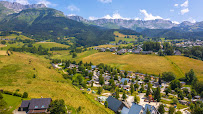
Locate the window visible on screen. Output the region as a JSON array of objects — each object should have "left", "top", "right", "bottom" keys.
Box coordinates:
[
  {"left": 41, "top": 105, "right": 45, "bottom": 108},
  {"left": 35, "top": 106, "right": 38, "bottom": 108}
]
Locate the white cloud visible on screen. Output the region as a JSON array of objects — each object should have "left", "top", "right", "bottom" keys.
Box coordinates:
[
  {"left": 188, "top": 17, "right": 196, "bottom": 23},
  {"left": 172, "top": 21, "right": 180, "bottom": 24},
  {"left": 174, "top": 4, "right": 179, "bottom": 7},
  {"left": 36, "top": 0, "right": 56, "bottom": 7},
  {"left": 10, "top": 0, "right": 29, "bottom": 5},
  {"left": 134, "top": 17, "right": 141, "bottom": 20},
  {"left": 68, "top": 14, "right": 76, "bottom": 16},
  {"left": 102, "top": 12, "right": 130, "bottom": 20},
  {"left": 98, "top": 0, "right": 112, "bottom": 3},
  {"left": 181, "top": 8, "right": 189, "bottom": 15},
  {"left": 140, "top": 9, "right": 163, "bottom": 20},
  {"left": 181, "top": 0, "right": 189, "bottom": 7},
  {"left": 89, "top": 16, "right": 98, "bottom": 20},
  {"left": 67, "top": 5, "right": 80, "bottom": 12}
]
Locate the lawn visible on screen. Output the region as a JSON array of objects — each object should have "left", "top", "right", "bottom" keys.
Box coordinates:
[
  {"left": 0, "top": 33, "right": 31, "bottom": 40},
  {"left": 82, "top": 52, "right": 203, "bottom": 79},
  {"left": 2, "top": 94, "right": 23, "bottom": 113},
  {"left": 33, "top": 42, "right": 70, "bottom": 49},
  {"left": 0, "top": 52, "right": 113, "bottom": 114},
  {"left": 1, "top": 42, "right": 24, "bottom": 50}
]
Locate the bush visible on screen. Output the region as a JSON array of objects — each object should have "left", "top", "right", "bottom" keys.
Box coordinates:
[
  {"left": 22, "top": 92, "right": 28, "bottom": 98},
  {"left": 13, "top": 92, "right": 22, "bottom": 97},
  {"left": 3, "top": 91, "right": 13, "bottom": 95}
]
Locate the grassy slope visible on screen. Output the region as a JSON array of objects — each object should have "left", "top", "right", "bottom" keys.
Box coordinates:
[
  {"left": 167, "top": 56, "right": 203, "bottom": 81},
  {"left": 33, "top": 42, "right": 70, "bottom": 49},
  {"left": 82, "top": 52, "right": 182, "bottom": 76},
  {"left": 50, "top": 50, "right": 98, "bottom": 61},
  {"left": 0, "top": 52, "right": 113, "bottom": 114},
  {"left": 82, "top": 52, "right": 203, "bottom": 79},
  {"left": 112, "top": 31, "right": 138, "bottom": 43}
]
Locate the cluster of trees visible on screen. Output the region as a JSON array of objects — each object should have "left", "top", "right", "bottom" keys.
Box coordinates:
[
  {"left": 142, "top": 41, "right": 161, "bottom": 52},
  {"left": 0, "top": 31, "right": 20, "bottom": 36},
  {"left": 2, "top": 90, "right": 28, "bottom": 98},
  {"left": 9, "top": 45, "right": 49, "bottom": 55},
  {"left": 183, "top": 46, "right": 203, "bottom": 60},
  {"left": 158, "top": 42, "right": 174, "bottom": 56},
  {"left": 48, "top": 99, "right": 67, "bottom": 114},
  {"left": 50, "top": 47, "right": 68, "bottom": 51}
]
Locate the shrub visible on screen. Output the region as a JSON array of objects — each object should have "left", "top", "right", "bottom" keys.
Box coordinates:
[
  {"left": 22, "top": 92, "right": 28, "bottom": 98},
  {"left": 13, "top": 92, "right": 22, "bottom": 97},
  {"left": 3, "top": 91, "right": 13, "bottom": 95}
]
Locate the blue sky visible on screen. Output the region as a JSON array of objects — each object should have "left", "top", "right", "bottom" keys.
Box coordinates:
[{"left": 3, "top": 0, "right": 203, "bottom": 23}]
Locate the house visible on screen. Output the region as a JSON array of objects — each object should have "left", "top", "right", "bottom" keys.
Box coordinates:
[
  {"left": 143, "top": 104, "right": 159, "bottom": 114},
  {"left": 99, "top": 48, "right": 106, "bottom": 52},
  {"left": 68, "top": 64, "right": 79, "bottom": 69},
  {"left": 132, "top": 50, "right": 141, "bottom": 54},
  {"left": 19, "top": 98, "right": 52, "bottom": 114},
  {"left": 121, "top": 78, "right": 130, "bottom": 84},
  {"left": 174, "top": 50, "right": 181, "bottom": 55},
  {"left": 128, "top": 49, "right": 133, "bottom": 53},
  {"left": 180, "top": 82, "right": 186, "bottom": 86},
  {"left": 98, "top": 96, "right": 108, "bottom": 102},
  {"left": 179, "top": 100, "right": 188, "bottom": 105},
  {"left": 142, "top": 51, "right": 153, "bottom": 54},
  {"left": 91, "top": 65, "right": 96, "bottom": 69},
  {"left": 106, "top": 96, "right": 128, "bottom": 113},
  {"left": 110, "top": 47, "right": 117, "bottom": 52},
  {"left": 117, "top": 49, "right": 127, "bottom": 55},
  {"left": 128, "top": 103, "right": 145, "bottom": 114}
]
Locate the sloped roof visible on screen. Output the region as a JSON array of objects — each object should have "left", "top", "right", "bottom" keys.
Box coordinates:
[
  {"left": 143, "top": 104, "right": 157, "bottom": 114},
  {"left": 128, "top": 103, "right": 144, "bottom": 114},
  {"left": 106, "top": 96, "right": 122, "bottom": 112},
  {"left": 28, "top": 98, "right": 52, "bottom": 110},
  {"left": 121, "top": 78, "right": 130, "bottom": 84},
  {"left": 121, "top": 106, "right": 129, "bottom": 114},
  {"left": 20, "top": 100, "right": 30, "bottom": 108}
]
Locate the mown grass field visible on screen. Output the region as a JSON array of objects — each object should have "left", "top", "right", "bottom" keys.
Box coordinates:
[
  {"left": 2, "top": 94, "right": 23, "bottom": 113},
  {"left": 33, "top": 42, "right": 70, "bottom": 49},
  {"left": 1, "top": 42, "right": 24, "bottom": 50},
  {"left": 0, "top": 52, "right": 113, "bottom": 114},
  {"left": 81, "top": 52, "right": 203, "bottom": 79}
]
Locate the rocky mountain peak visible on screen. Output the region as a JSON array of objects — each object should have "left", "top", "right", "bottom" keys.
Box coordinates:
[{"left": 0, "top": 1, "right": 46, "bottom": 13}]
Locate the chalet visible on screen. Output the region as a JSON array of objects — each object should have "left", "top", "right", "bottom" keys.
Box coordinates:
[
  {"left": 122, "top": 103, "right": 159, "bottom": 114},
  {"left": 142, "top": 51, "right": 153, "bottom": 54},
  {"left": 174, "top": 50, "right": 182, "bottom": 55},
  {"left": 180, "top": 82, "right": 186, "bottom": 86},
  {"left": 128, "top": 103, "right": 145, "bottom": 114},
  {"left": 19, "top": 98, "right": 52, "bottom": 114},
  {"left": 91, "top": 65, "right": 96, "bottom": 69},
  {"left": 68, "top": 64, "right": 79, "bottom": 69},
  {"left": 132, "top": 50, "right": 141, "bottom": 54},
  {"left": 120, "top": 78, "right": 130, "bottom": 84},
  {"left": 94, "top": 47, "right": 99, "bottom": 50},
  {"left": 106, "top": 96, "right": 128, "bottom": 113},
  {"left": 179, "top": 100, "right": 188, "bottom": 105},
  {"left": 110, "top": 47, "right": 117, "bottom": 52},
  {"left": 117, "top": 49, "right": 127, "bottom": 55},
  {"left": 99, "top": 48, "right": 106, "bottom": 52},
  {"left": 128, "top": 49, "right": 133, "bottom": 53}
]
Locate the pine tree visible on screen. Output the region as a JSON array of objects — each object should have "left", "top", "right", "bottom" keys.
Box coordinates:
[
  {"left": 122, "top": 91, "right": 127, "bottom": 100},
  {"left": 130, "top": 83, "right": 134, "bottom": 95}
]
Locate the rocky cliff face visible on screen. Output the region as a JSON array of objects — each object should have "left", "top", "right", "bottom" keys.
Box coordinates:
[
  {"left": 67, "top": 15, "right": 177, "bottom": 30},
  {"left": 0, "top": 1, "right": 46, "bottom": 13}
]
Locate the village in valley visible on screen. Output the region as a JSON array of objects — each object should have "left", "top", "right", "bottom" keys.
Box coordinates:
[{"left": 49, "top": 60, "right": 200, "bottom": 114}]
